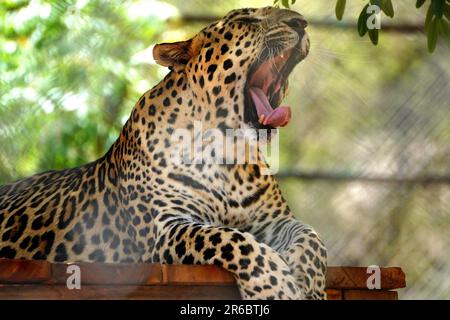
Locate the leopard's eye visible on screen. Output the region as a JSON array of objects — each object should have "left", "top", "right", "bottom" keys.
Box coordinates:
[{"left": 235, "top": 17, "right": 261, "bottom": 24}]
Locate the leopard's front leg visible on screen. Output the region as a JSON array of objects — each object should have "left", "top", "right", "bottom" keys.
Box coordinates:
[
  {"left": 249, "top": 214, "right": 328, "bottom": 300},
  {"left": 149, "top": 212, "right": 304, "bottom": 300}
]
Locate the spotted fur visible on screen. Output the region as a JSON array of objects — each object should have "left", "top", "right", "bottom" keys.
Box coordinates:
[{"left": 0, "top": 7, "right": 326, "bottom": 300}]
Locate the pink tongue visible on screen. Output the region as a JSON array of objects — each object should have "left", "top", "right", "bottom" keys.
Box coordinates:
[{"left": 249, "top": 87, "right": 292, "bottom": 127}]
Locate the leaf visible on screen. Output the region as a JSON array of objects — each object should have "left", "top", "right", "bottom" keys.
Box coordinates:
[
  {"left": 437, "top": 17, "right": 450, "bottom": 37},
  {"left": 357, "top": 4, "right": 370, "bottom": 37},
  {"left": 432, "top": 0, "right": 445, "bottom": 19},
  {"left": 281, "top": 0, "right": 290, "bottom": 8},
  {"left": 427, "top": 17, "right": 439, "bottom": 52},
  {"left": 425, "top": 3, "right": 434, "bottom": 31},
  {"left": 368, "top": 28, "right": 379, "bottom": 45},
  {"left": 438, "top": 19, "right": 450, "bottom": 48},
  {"left": 370, "top": 0, "right": 382, "bottom": 6},
  {"left": 443, "top": 3, "right": 450, "bottom": 19},
  {"left": 381, "top": 0, "right": 395, "bottom": 18},
  {"left": 335, "top": 0, "right": 346, "bottom": 20},
  {"left": 416, "top": 0, "right": 427, "bottom": 8}
]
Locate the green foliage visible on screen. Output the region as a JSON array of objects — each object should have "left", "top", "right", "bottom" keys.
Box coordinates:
[
  {"left": 0, "top": 0, "right": 167, "bottom": 182},
  {"left": 357, "top": 4, "right": 370, "bottom": 37},
  {"left": 276, "top": 0, "right": 450, "bottom": 52},
  {"left": 335, "top": 0, "right": 346, "bottom": 21},
  {"left": 273, "top": 0, "right": 295, "bottom": 8},
  {"left": 423, "top": 0, "right": 450, "bottom": 51}
]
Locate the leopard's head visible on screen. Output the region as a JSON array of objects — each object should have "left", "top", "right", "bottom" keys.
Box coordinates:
[{"left": 153, "top": 7, "right": 309, "bottom": 131}]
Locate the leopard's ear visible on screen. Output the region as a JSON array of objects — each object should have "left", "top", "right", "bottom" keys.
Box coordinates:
[{"left": 153, "top": 39, "right": 195, "bottom": 71}]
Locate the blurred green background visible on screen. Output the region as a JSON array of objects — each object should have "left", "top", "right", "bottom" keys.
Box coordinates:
[{"left": 1, "top": 0, "right": 449, "bottom": 299}]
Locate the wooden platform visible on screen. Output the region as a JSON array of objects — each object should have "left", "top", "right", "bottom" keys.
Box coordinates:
[{"left": 0, "top": 259, "right": 406, "bottom": 300}]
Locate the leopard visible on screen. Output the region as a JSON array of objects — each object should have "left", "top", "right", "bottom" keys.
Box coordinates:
[{"left": 0, "top": 6, "right": 327, "bottom": 300}]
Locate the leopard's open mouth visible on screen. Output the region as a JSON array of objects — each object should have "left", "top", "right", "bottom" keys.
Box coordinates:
[{"left": 244, "top": 39, "right": 308, "bottom": 129}]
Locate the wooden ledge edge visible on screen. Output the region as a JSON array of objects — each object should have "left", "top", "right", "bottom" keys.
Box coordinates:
[{"left": 0, "top": 259, "right": 406, "bottom": 290}]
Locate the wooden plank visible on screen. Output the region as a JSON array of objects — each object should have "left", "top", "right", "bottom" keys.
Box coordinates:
[
  {"left": 50, "top": 262, "right": 162, "bottom": 285},
  {"left": 159, "top": 265, "right": 406, "bottom": 289},
  {"left": 326, "top": 266, "right": 406, "bottom": 290},
  {"left": 0, "top": 259, "right": 406, "bottom": 296},
  {"left": 162, "top": 264, "right": 235, "bottom": 285},
  {"left": 0, "top": 284, "right": 241, "bottom": 300},
  {"left": 343, "top": 289, "right": 398, "bottom": 300},
  {"left": 326, "top": 289, "right": 342, "bottom": 300},
  {"left": 0, "top": 259, "right": 51, "bottom": 283}
]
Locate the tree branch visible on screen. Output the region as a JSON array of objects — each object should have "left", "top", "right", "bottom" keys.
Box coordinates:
[
  {"left": 169, "top": 16, "right": 424, "bottom": 34},
  {"left": 275, "top": 170, "right": 450, "bottom": 185}
]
